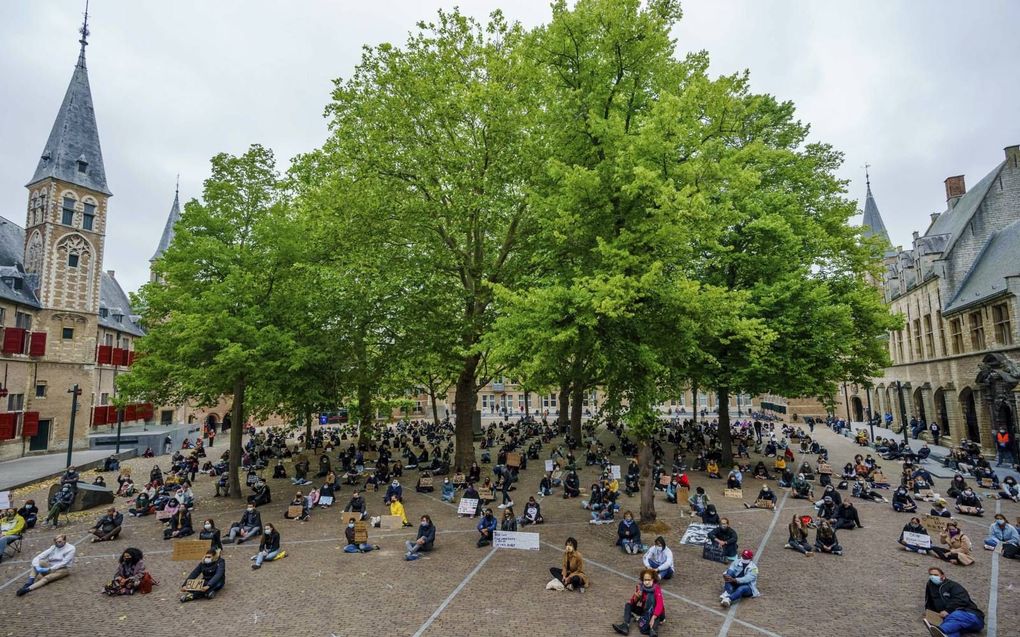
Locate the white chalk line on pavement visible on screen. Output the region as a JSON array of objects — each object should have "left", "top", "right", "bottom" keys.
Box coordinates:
[
  {"left": 539, "top": 540, "right": 783, "bottom": 637},
  {"left": 410, "top": 547, "right": 497, "bottom": 637},
  {"left": 987, "top": 499, "right": 1001, "bottom": 637},
  {"left": 717, "top": 489, "right": 790, "bottom": 637}
]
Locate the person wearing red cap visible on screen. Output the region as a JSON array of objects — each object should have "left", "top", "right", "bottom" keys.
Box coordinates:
[{"left": 720, "top": 549, "right": 759, "bottom": 607}]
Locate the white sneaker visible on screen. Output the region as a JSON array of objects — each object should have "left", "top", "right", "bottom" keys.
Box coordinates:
[
  {"left": 497, "top": 504, "right": 506, "bottom": 509},
  {"left": 506, "top": 501, "right": 513, "bottom": 508},
  {"left": 720, "top": 596, "right": 731, "bottom": 608}
]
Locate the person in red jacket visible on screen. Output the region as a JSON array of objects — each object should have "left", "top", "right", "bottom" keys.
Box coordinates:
[{"left": 613, "top": 568, "right": 665, "bottom": 636}]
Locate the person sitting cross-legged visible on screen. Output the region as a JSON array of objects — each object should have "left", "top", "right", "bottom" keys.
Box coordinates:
[
  {"left": 642, "top": 536, "right": 674, "bottom": 580},
  {"left": 90, "top": 507, "right": 123, "bottom": 543},
  {"left": 786, "top": 514, "right": 813, "bottom": 557},
  {"left": 719, "top": 550, "right": 759, "bottom": 608},
  {"left": 814, "top": 520, "right": 843, "bottom": 556},
  {"left": 179, "top": 550, "right": 225, "bottom": 603},
  {"left": 618, "top": 511, "right": 642, "bottom": 555},
  {"left": 613, "top": 568, "right": 666, "bottom": 636},
  {"left": 899, "top": 517, "right": 930, "bottom": 554},
  {"left": 405, "top": 515, "right": 435, "bottom": 560},
  {"left": 102, "top": 548, "right": 150, "bottom": 596}
]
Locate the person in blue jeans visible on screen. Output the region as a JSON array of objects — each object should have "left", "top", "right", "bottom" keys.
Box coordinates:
[
  {"left": 251, "top": 524, "right": 282, "bottom": 569},
  {"left": 720, "top": 550, "right": 758, "bottom": 607},
  {"left": 923, "top": 566, "right": 984, "bottom": 637}
]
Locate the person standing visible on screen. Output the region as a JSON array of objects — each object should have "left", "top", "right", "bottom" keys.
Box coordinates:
[
  {"left": 929, "top": 422, "right": 941, "bottom": 447},
  {"left": 995, "top": 428, "right": 1013, "bottom": 467},
  {"left": 15, "top": 534, "right": 76, "bottom": 596},
  {"left": 923, "top": 567, "right": 984, "bottom": 637}
]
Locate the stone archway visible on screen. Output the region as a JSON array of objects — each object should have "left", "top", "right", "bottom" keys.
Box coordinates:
[
  {"left": 850, "top": 396, "right": 864, "bottom": 422},
  {"left": 912, "top": 386, "right": 927, "bottom": 423},
  {"left": 959, "top": 387, "right": 981, "bottom": 444},
  {"left": 934, "top": 388, "right": 949, "bottom": 436},
  {"left": 977, "top": 352, "right": 1020, "bottom": 458}
]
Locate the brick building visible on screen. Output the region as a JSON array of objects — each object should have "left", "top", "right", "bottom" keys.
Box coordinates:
[{"left": 839, "top": 147, "right": 1020, "bottom": 456}]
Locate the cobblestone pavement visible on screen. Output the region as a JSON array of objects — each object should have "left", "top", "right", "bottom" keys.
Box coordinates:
[{"left": 1, "top": 422, "right": 1017, "bottom": 637}]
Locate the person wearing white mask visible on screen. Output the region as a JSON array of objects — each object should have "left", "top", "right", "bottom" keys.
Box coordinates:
[
  {"left": 720, "top": 550, "right": 759, "bottom": 607},
  {"left": 642, "top": 536, "right": 674, "bottom": 580},
  {"left": 180, "top": 550, "right": 225, "bottom": 602},
  {"left": 344, "top": 518, "right": 378, "bottom": 553},
  {"left": 15, "top": 534, "right": 76, "bottom": 596},
  {"left": 199, "top": 518, "right": 223, "bottom": 555},
  {"left": 923, "top": 567, "right": 984, "bottom": 637},
  {"left": 251, "top": 523, "right": 283, "bottom": 569},
  {"left": 440, "top": 477, "right": 456, "bottom": 502}
]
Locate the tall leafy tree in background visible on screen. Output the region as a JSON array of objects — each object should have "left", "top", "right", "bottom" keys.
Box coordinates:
[
  {"left": 118, "top": 144, "right": 298, "bottom": 497},
  {"left": 319, "top": 10, "right": 539, "bottom": 469}
]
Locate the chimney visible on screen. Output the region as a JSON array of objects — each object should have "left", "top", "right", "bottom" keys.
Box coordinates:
[
  {"left": 1006, "top": 145, "right": 1020, "bottom": 168},
  {"left": 106, "top": 270, "right": 115, "bottom": 278},
  {"left": 944, "top": 175, "right": 966, "bottom": 208}
]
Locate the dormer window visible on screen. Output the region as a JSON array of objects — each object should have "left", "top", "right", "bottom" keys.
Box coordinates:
[
  {"left": 113, "top": 313, "right": 123, "bottom": 323},
  {"left": 77, "top": 159, "right": 88, "bottom": 173},
  {"left": 99, "top": 308, "right": 108, "bottom": 318}
]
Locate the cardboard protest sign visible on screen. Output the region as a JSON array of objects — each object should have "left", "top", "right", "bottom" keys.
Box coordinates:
[
  {"left": 182, "top": 578, "right": 207, "bottom": 591},
  {"left": 493, "top": 530, "right": 540, "bottom": 550},
  {"left": 872, "top": 471, "right": 888, "bottom": 483},
  {"left": 477, "top": 487, "right": 494, "bottom": 501},
  {"left": 659, "top": 475, "right": 671, "bottom": 487},
  {"left": 921, "top": 517, "right": 948, "bottom": 536},
  {"left": 363, "top": 451, "right": 380, "bottom": 462},
  {"left": 418, "top": 477, "right": 432, "bottom": 488},
  {"left": 755, "top": 498, "right": 776, "bottom": 509},
  {"left": 677, "top": 486, "right": 690, "bottom": 503},
  {"left": 287, "top": 505, "right": 304, "bottom": 518},
  {"left": 452, "top": 473, "right": 466, "bottom": 485},
  {"left": 979, "top": 478, "right": 995, "bottom": 488},
  {"left": 354, "top": 521, "right": 368, "bottom": 543},
  {"left": 172, "top": 540, "right": 211, "bottom": 562},
  {"left": 817, "top": 463, "right": 833, "bottom": 475},
  {"left": 506, "top": 452, "right": 521, "bottom": 468},
  {"left": 379, "top": 515, "right": 403, "bottom": 530},
  {"left": 902, "top": 531, "right": 932, "bottom": 549},
  {"left": 724, "top": 488, "right": 743, "bottom": 499},
  {"left": 340, "top": 511, "right": 361, "bottom": 525},
  {"left": 156, "top": 509, "right": 174, "bottom": 521},
  {"left": 458, "top": 498, "right": 479, "bottom": 515}
]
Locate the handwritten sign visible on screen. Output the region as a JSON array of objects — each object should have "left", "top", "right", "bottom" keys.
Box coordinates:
[
  {"left": 340, "top": 511, "right": 361, "bottom": 525},
  {"left": 545, "top": 459, "right": 555, "bottom": 472},
  {"left": 817, "top": 463, "right": 833, "bottom": 475},
  {"left": 702, "top": 542, "right": 729, "bottom": 563},
  {"left": 659, "top": 475, "right": 671, "bottom": 487},
  {"left": 724, "top": 488, "right": 743, "bottom": 499},
  {"left": 979, "top": 478, "right": 995, "bottom": 488},
  {"left": 452, "top": 473, "right": 466, "bottom": 485},
  {"left": 182, "top": 578, "right": 207, "bottom": 592},
  {"left": 922, "top": 515, "right": 949, "bottom": 534},
  {"left": 610, "top": 465, "right": 621, "bottom": 480},
  {"left": 156, "top": 509, "right": 174, "bottom": 521},
  {"left": 506, "top": 452, "right": 521, "bottom": 468},
  {"left": 318, "top": 496, "right": 334, "bottom": 506},
  {"left": 458, "top": 498, "right": 479, "bottom": 515},
  {"left": 477, "top": 487, "right": 494, "bottom": 501},
  {"left": 0, "top": 490, "right": 10, "bottom": 509},
  {"left": 172, "top": 540, "right": 211, "bottom": 562},
  {"left": 287, "top": 505, "right": 304, "bottom": 518},
  {"left": 755, "top": 498, "right": 775, "bottom": 509},
  {"left": 379, "top": 515, "right": 403, "bottom": 530},
  {"left": 493, "top": 530, "right": 540, "bottom": 550},
  {"left": 354, "top": 521, "right": 368, "bottom": 543},
  {"left": 902, "top": 531, "right": 932, "bottom": 549},
  {"left": 418, "top": 477, "right": 432, "bottom": 489}
]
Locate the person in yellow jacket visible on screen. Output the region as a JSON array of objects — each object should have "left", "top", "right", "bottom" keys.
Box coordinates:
[
  {"left": 390, "top": 494, "right": 412, "bottom": 528},
  {"left": 0, "top": 508, "right": 27, "bottom": 563}
]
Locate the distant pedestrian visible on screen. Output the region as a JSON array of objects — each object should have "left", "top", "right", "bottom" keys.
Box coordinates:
[{"left": 930, "top": 423, "right": 940, "bottom": 446}]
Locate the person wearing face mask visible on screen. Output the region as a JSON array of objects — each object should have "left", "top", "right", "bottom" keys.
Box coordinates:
[
  {"left": 744, "top": 485, "right": 776, "bottom": 510},
  {"left": 89, "top": 507, "right": 124, "bottom": 543},
  {"left": 613, "top": 568, "right": 665, "bottom": 636},
  {"left": 898, "top": 517, "right": 930, "bottom": 554},
  {"left": 892, "top": 487, "right": 918, "bottom": 513},
  {"left": 618, "top": 511, "right": 642, "bottom": 554},
  {"left": 163, "top": 505, "right": 194, "bottom": 540},
  {"left": 931, "top": 521, "right": 974, "bottom": 566},
  {"left": 791, "top": 473, "right": 813, "bottom": 500},
  {"left": 42, "top": 484, "right": 75, "bottom": 527},
  {"left": 477, "top": 508, "right": 498, "bottom": 547},
  {"left": 405, "top": 515, "right": 435, "bottom": 560},
  {"left": 389, "top": 493, "right": 412, "bottom": 528},
  {"left": 103, "top": 548, "right": 148, "bottom": 596},
  {"left": 520, "top": 496, "right": 544, "bottom": 526},
  {"left": 0, "top": 508, "right": 26, "bottom": 563},
  {"left": 199, "top": 518, "right": 223, "bottom": 555},
  {"left": 642, "top": 536, "right": 675, "bottom": 579},
  {"left": 707, "top": 519, "right": 739, "bottom": 561},
  {"left": 923, "top": 567, "right": 984, "bottom": 637},
  {"left": 786, "top": 514, "right": 813, "bottom": 556},
  {"left": 983, "top": 514, "right": 1020, "bottom": 557},
  {"left": 548, "top": 537, "right": 588, "bottom": 592},
  {"left": 284, "top": 491, "right": 311, "bottom": 521},
  {"left": 15, "top": 534, "right": 76, "bottom": 596},
  {"left": 945, "top": 474, "right": 969, "bottom": 499},
  {"left": 954, "top": 488, "right": 983, "bottom": 516},
  {"left": 719, "top": 549, "right": 758, "bottom": 608},
  {"left": 251, "top": 523, "right": 283, "bottom": 569},
  {"left": 814, "top": 520, "right": 842, "bottom": 556},
  {"left": 180, "top": 550, "right": 225, "bottom": 602},
  {"left": 343, "top": 490, "right": 368, "bottom": 521},
  {"left": 227, "top": 504, "right": 262, "bottom": 544},
  {"left": 930, "top": 499, "right": 952, "bottom": 518},
  {"left": 17, "top": 500, "right": 38, "bottom": 529},
  {"left": 440, "top": 477, "right": 456, "bottom": 502},
  {"left": 833, "top": 501, "right": 863, "bottom": 530},
  {"left": 384, "top": 479, "right": 403, "bottom": 506},
  {"left": 343, "top": 518, "right": 377, "bottom": 553}
]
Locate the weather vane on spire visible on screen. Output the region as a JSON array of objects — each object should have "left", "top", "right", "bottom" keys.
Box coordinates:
[
  {"left": 77, "top": 0, "right": 90, "bottom": 68},
  {"left": 864, "top": 163, "right": 871, "bottom": 189}
]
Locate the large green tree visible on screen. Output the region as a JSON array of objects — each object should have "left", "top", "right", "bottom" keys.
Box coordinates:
[{"left": 118, "top": 144, "right": 298, "bottom": 497}]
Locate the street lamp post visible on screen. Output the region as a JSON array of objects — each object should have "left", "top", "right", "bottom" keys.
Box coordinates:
[
  {"left": 66, "top": 384, "right": 81, "bottom": 469},
  {"left": 842, "top": 382, "right": 852, "bottom": 422},
  {"left": 896, "top": 380, "right": 909, "bottom": 446},
  {"left": 866, "top": 385, "right": 875, "bottom": 443},
  {"left": 115, "top": 406, "right": 124, "bottom": 454}
]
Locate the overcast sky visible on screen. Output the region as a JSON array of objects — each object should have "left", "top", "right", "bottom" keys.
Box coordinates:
[{"left": 2, "top": 0, "right": 1018, "bottom": 295}]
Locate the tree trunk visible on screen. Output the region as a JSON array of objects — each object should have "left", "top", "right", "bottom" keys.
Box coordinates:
[
  {"left": 691, "top": 383, "right": 698, "bottom": 425},
  {"left": 228, "top": 377, "right": 246, "bottom": 499},
  {"left": 304, "top": 409, "right": 313, "bottom": 446},
  {"left": 357, "top": 381, "right": 374, "bottom": 439},
  {"left": 638, "top": 441, "right": 656, "bottom": 523},
  {"left": 453, "top": 354, "right": 480, "bottom": 472},
  {"left": 557, "top": 383, "right": 570, "bottom": 430},
  {"left": 570, "top": 382, "right": 584, "bottom": 443},
  {"left": 429, "top": 385, "right": 441, "bottom": 427},
  {"left": 717, "top": 387, "right": 733, "bottom": 468}
]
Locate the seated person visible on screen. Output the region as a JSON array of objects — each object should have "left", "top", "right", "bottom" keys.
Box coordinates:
[
  {"left": 0, "top": 508, "right": 27, "bottom": 562},
  {"left": 563, "top": 472, "right": 581, "bottom": 499},
  {"left": 834, "top": 501, "right": 863, "bottom": 529},
  {"left": 284, "top": 492, "right": 310, "bottom": 521},
  {"left": 520, "top": 496, "right": 544, "bottom": 526},
  {"left": 744, "top": 485, "right": 776, "bottom": 509},
  {"left": 405, "top": 515, "right": 435, "bottom": 560},
  {"left": 752, "top": 462, "right": 771, "bottom": 480},
  {"left": 973, "top": 465, "right": 999, "bottom": 489},
  {"left": 814, "top": 520, "right": 843, "bottom": 555},
  {"left": 898, "top": 517, "right": 930, "bottom": 553},
  {"left": 625, "top": 462, "right": 640, "bottom": 496},
  {"left": 102, "top": 547, "right": 148, "bottom": 596},
  {"left": 15, "top": 534, "right": 76, "bottom": 596},
  {"left": 852, "top": 480, "right": 887, "bottom": 503},
  {"left": 946, "top": 474, "right": 969, "bottom": 498},
  {"left": 163, "top": 507, "right": 194, "bottom": 540},
  {"left": 247, "top": 480, "right": 271, "bottom": 507},
  {"left": 250, "top": 523, "right": 283, "bottom": 569},
  {"left": 719, "top": 550, "right": 758, "bottom": 608},
  {"left": 791, "top": 474, "right": 813, "bottom": 500},
  {"left": 701, "top": 503, "right": 721, "bottom": 525},
  {"left": 932, "top": 520, "right": 974, "bottom": 566},
  {"left": 92, "top": 475, "right": 107, "bottom": 488},
  {"left": 17, "top": 500, "right": 39, "bottom": 529},
  {"left": 43, "top": 484, "right": 75, "bottom": 526},
  {"left": 476, "top": 509, "right": 498, "bottom": 547},
  {"left": 617, "top": 511, "right": 642, "bottom": 554},
  {"left": 199, "top": 519, "right": 223, "bottom": 554},
  {"left": 707, "top": 518, "right": 738, "bottom": 560},
  {"left": 929, "top": 498, "right": 952, "bottom": 518},
  {"left": 787, "top": 514, "right": 813, "bottom": 556},
  {"left": 612, "top": 568, "right": 665, "bottom": 636},
  {"left": 179, "top": 550, "right": 225, "bottom": 602},
  {"left": 999, "top": 476, "right": 1020, "bottom": 502},
  {"left": 227, "top": 505, "right": 262, "bottom": 544},
  {"left": 815, "top": 496, "right": 837, "bottom": 522},
  {"left": 841, "top": 463, "right": 856, "bottom": 480},
  {"left": 540, "top": 472, "right": 555, "bottom": 496},
  {"left": 272, "top": 461, "right": 287, "bottom": 479},
  {"left": 389, "top": 494, "right": 411, "bottom": 528},
  {"left": 460, "top": 484, "right": 481, "bottom": 518},
  {"left": 983, "top": 514, "right": 1020, "bottom": 557},
  {"left": 343, "top": 517, "right": 376, "bottom": 553},
  {"left": 726, "top": 469, "right": 742, "bottom": 490},
  {"left": 891, "top": 487, "right": 918, "bottom": 513},
  {"left": 90, "top": 507, "right": 123, "bottom": 543},
  {"left": 128, "top": 490, "right": 153, "bottom": 517},
  {"left": 954, "top": 488, "right": 984, "bottom": 516},
  {"left": 706, "top": 460, "right": 721, "bottom": 479},
  {"left": 688, "top": 487, "right": 709, "bottom": 515},
  {"left": 344, "top": 491, "right": 367, "bottom": 520},
  {"left": 642, "top": 536, "right": 674, "bottom": 579},
  {"left": 440, "top": 477, "right": 456, "bottom": 502}
]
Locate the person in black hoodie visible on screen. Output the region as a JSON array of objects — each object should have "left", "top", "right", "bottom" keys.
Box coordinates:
[
  {"left": 163, "top": 508, "right": 193, "bottom": 540},
  {"left": 343, "top": 491, "right": 367, "bottom": 520},
  {"left": 251, "top": 523, "right": 282, "bottom": 569},
  {"left": 180, "top": 550, "right": 224, "bottom": 602},
  {"left": 707, "top": 518, "right": 738, "bottom": 560},
  {"left": 833, "top": 501, "right": 863, "bottom": 530},
  {"left": 923, "top": 566, "right": 984, "bottom": 637},
  {"left": 899, "top": 517, "right": 930, "bottom": 554},
  {"left": 405, "top": 515, "right": 435, "bottom": 560}
]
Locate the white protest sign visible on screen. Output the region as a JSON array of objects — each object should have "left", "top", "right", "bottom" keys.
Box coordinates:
[
  {"left": 610, "top": 465, "right": 621, "bottom": 480},
  {"left": 903, "top": 531, "right": 932, "bottom": 549},
  {"left": 493, "top": 530, "right": 540, "bottom": 550},
  {"left": 318, "top": 496, "right": 334, "bottom": 506},
  {"left": 457, "top": 498, "right": 479, "bottom": 515},
  {"left": 545, "top": 459, "right": 555, "bottom": 472},
  {"left": 0, "top": 491, "right": 10, "bottom": 509}
]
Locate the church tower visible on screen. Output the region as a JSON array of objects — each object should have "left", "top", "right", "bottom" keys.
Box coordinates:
[
  {"left": 149, "top": 181, "right": 181, "bottom": 282},
  {"left": 24, "top": 8, "right": 109, "bottom": 363}
]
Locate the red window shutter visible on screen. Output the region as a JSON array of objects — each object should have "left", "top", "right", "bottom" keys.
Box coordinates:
[
  {"left": 97, "top": 345, "right": 113, "bottom": 365},
  {"left": 125, "top": 404, "right": 137, "bottom": 421},
  {"left": 142, "top": 403, "right": 154, "bottom": 420},
  {"left": 21, "top": 412, "right": 39, "bottom": 437},
  {"left": 121, "top": 348, "right": 131, "bottom": 366},
  {"left": 106, "top": 406, "right": 119, "bottom": 424},
  {"left": 0, "top": 414, "right": 16, "bottom": 440},
  {"left": 127, "top": 350, "right": 135, "bottom": 366},
  {"left": 2, "top": 328, "right": 26, "bottom": 354},
  {"left": 29, "top": 332, "right": 47, "bottom": 357},
  {"left": 93, "top": 406, "right": 107, "bottom": 426}
]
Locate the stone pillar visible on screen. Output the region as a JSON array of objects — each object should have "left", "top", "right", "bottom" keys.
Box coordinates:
[
  {"left": 943, "top": 390, "right": 963, "bottom": 447},
  {"left": 921, "top": 386, "right": 937, "bottom": 429},
  {"left": 975, "top": 387, "right": 995, "bottom": 455}
]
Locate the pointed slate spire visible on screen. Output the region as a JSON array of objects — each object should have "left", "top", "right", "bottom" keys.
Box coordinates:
[
  {"left": 861, "top": 167, "right": 891, "bottom": 247},
  {"left": 27, "top": 2, "right": 111, "bottom": 196},
  {"left": 151, "top": 179, "right": 181, "bottom": 262}
]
